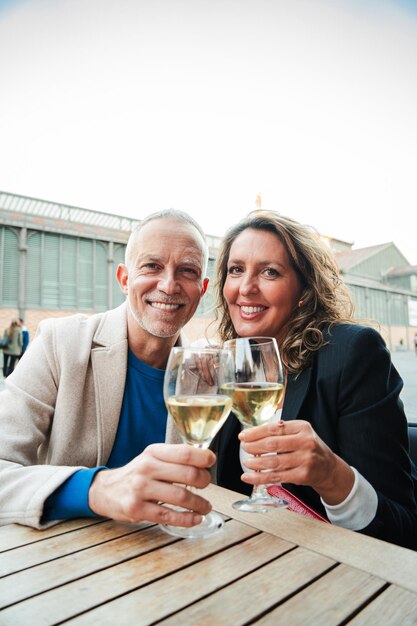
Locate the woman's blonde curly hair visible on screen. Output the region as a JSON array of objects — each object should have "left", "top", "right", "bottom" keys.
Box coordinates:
[{"left": 214, "top": 211, "right": 356, "bottom": 374}]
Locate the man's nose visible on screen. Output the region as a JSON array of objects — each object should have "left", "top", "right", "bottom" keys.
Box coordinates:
[{"left": 157, "top": 271, "right": 181, "bottom": 294}]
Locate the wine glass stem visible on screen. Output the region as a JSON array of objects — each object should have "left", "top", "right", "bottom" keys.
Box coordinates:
[{"left": 251, "top": 484, "right": 270, "bottom": 500}]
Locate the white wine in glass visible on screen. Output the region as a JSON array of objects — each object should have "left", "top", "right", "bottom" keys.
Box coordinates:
[
  {"left": 222, "top": 336, "right": 288, "bottom": 512},
  {"left": 161, "top": 346, "right": 234, "bottom": 538}
]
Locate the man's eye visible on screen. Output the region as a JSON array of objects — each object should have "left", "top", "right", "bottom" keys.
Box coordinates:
[
  {"left": 180, "top": 267, "right": 199, "bottom": 276},
  {"left": 143, "top": 263, "right": 159, "bottom": 270}
]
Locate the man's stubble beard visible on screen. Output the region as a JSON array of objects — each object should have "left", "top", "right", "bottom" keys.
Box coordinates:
[{"left": 127, "top": 298, "right": 185, "bottom": 339}]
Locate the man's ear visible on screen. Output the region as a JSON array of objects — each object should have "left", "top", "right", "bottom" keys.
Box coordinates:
[
  {"left": 116, "top": 264, "right": 129, "bottom": 295},
  {"left": 201, "top": 277, "right": 209, "bottom": 295}
]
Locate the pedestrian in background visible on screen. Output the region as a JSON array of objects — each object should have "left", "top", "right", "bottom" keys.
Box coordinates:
[
  {"left": 19, "top": 318, "right": 29, "bottom": 357},
  {"left": 2, "top": 319, "right": 22, "bottom": 377}
]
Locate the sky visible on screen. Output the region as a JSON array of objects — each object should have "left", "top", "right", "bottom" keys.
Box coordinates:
[{"left": 1, "top": 0, "right": 417, "bottom": 263}]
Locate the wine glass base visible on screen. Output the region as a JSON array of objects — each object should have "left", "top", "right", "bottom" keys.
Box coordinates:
[
  {"left": 232, "top": 496, "right": 288, "bottom": 513},
  {"left": 159, "top": 511, "right": 224, "bottom": 539}
]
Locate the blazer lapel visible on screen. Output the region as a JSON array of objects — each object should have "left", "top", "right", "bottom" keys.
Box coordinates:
[
  {"left": 91, "top": 344, "right": 128, "bottom": 464},
  {"left": 91, "top": 314, "right": 189, "bottom": 456},
  {"left": 282, "top": 366, "right": 312, "bottom": 421},
  {"left": 90, "top": 304, "right": 129, "bottom": 464}
]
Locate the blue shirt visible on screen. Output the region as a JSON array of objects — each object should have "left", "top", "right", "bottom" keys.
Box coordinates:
[
  {"left": 42, "top": 350, "right": 167, "bottom": 521},
  {"left": 21, "top": 328, "right": 29, "bottom": 353}
]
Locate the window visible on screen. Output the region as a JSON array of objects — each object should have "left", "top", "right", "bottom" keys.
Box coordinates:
[
  {"left": 26, "top": 231, "right": 41, "bottom": 306},
  {"left": 113, "top": 244, "right": 126, "bottom": 307},
  {"left": 195, "top": 258, "right": 216, "bottom": 318},
  {"left": 61, "top": 237, "right": 77, "bottom": 308},
  {"left": 43, "top": 233, "right": 60, "bottom": 307},
  {"left": 369, "top": 289, "right": 388, "bottom": 325},
  {"left": 0, "top": 227, "right": 19, "bottom": 306},
  {"left": 349, "top": 285, "right": 368, "bottom": 319},
  {"left": 95, "top": 243, "right": 108, "bottom": 309},
  {"left": 24, "top": 231, "right": 109, "bottom": 311},
  {"left": 78, "top": 239, "right": 94, "bottom": 309}
]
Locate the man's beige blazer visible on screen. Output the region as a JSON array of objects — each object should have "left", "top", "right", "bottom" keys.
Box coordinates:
[{"left": 0, "top": 303, "right": 182, "bottom": 528}]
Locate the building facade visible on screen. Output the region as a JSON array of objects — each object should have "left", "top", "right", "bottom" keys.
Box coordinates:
[
  {"left": 334, "top": 243, "right": 417, "bottom": 350},
  {"left": 1, "top": 191, "right": 417, "bottom": 350},
  {"left": 0, "top": 191, "right": 219, "bottom": 344}
]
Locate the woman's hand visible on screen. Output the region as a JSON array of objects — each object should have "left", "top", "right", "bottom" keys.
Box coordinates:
[
  {"left": 88, "top": 443, "right": 216, "bottom": 526},
  {"left": 239, "top": 419, "right": 355, "bottom": 505}
]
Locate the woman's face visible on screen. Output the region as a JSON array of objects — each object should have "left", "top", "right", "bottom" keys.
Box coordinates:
[{"left": 223, "top": 228, "right": 303, "bottom": 343}]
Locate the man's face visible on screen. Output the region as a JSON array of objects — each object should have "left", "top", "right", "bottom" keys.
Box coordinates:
[{"left": 117, "top": 217, "right": 208, "bottom": 339}]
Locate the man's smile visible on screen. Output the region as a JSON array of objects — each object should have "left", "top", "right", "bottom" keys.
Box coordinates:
[{"left": 147, "top": 301, "right": 185, "bottom": 311}]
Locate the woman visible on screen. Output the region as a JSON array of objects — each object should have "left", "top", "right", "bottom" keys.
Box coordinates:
[
  {"left": 214, "top": 210, "right": 417, "bottom": 550},
  {"left": 2, "top": 319, "right": 22, "bottom": 378}
]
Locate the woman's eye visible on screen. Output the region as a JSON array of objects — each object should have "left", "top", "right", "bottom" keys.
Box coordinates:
[
  {"left": 264, "top": 267, "right": 279, "bottom": 277},
  {"left": 227, "top": 266, "right": 242, "bottom": 275}
]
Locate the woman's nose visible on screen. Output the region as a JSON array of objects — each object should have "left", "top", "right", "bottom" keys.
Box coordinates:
[{"left": 239, "top": 273, "right": 259, "bottom": 295}]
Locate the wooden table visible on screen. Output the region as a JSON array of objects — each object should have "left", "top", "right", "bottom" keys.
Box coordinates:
[{"left": 1, "top": 483, "right": 417, "bottom": 625}]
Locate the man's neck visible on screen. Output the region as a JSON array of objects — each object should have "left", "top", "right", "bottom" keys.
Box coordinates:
[{"left": 127, "top": 322, "right": 179, "bottom": 369}]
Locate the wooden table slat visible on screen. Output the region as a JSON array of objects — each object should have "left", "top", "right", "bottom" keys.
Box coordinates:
[
  {"left": 153, "top": 546, "right": 335, "bottom": 626},
  {"left": 0, "top": 520, "right": 153, "bottom": 577},
  {"left": 0, "top": 524, "right": 176, "bottom": 608},
  {"left": 0, "top": 518, "right": 103, "bottom": 552},
  {"left": 61, "top": 530, "right": 295, "bottom": 626},
  {"left": 205, "top": 483, "right": 417, "bottom": 594},
  {"left": 348, "top": 584, "right": 417, "bottom": 625},
  {"left": 0, "top": 520, "right": 262, "bottom": 625},
  {"left": 254, "top": 563, "right": 386, "bottom": 626}
]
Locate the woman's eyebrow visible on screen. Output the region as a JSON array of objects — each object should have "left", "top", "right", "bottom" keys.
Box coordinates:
[
  {"left": 228, "top": 257, "right": 286, "bottom": 270},
  {"left": 258, "top": 260, "right": 287, "bottom": 270}
]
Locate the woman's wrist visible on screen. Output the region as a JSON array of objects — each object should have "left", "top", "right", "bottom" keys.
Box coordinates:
[{"left": 313, "top": 454, "right": 355, "bottom": 505}]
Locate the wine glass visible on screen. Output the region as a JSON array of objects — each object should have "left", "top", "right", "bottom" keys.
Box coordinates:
[
  {"left": 222, "top": 336, "right": 288, "bottom": 512},
  {"left": 160, "top": 346, "right": 234, "bottom": 538}
]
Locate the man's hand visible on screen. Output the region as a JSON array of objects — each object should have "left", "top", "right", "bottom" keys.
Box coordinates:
[{"left": 88, "top": 443, "right": 216, "bottom": 526}]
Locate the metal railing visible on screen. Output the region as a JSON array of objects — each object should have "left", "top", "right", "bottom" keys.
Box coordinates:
[
  {"left": 0, "top": 191, "right": 222, "bottom": 250},
  {"left": 0, "top": 191, "right": 139, "bottom": 232}
]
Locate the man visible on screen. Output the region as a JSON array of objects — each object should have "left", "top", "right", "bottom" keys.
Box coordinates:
[{"left": 0, "top": 209, "right": 215, "bottom": 529}]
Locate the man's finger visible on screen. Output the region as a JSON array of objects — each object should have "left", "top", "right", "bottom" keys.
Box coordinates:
[{"left": 146, "top": 443, "right": 216, "bottom": 467}]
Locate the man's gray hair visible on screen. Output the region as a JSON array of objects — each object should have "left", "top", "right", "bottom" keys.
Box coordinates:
[{"left": 125, "top": 209, "right": 209, "bottom": 273}]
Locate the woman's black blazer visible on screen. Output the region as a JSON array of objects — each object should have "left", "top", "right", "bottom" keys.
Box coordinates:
[{"left": 215, "top": 323, "right": 417, "bottom": 550}]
